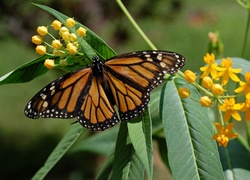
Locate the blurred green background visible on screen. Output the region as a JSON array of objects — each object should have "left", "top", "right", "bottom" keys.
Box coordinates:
[{"left": 0, "top": 0, "right": 249, "bottom": 179}]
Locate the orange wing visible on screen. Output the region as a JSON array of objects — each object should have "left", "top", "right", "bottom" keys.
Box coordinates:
[
  {"left": 104, "top": 50, "right": 185, "bottom": 120},
  {"left": 77, "top": 76, "right": 119, "bottom": 131},
  {"left": 24, "top": 68, "right": 92, "bottom": 119}
]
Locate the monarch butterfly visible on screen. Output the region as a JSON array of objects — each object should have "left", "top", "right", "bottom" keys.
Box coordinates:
[{"left": 24, "top": 50, "right": 186, "bottom": 131}]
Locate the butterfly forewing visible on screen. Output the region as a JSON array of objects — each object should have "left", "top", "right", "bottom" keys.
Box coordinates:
[
  {"left": 104, "top": 50, "right": 186, "bottom": 121},
  {"left": 24, "top": 68, "right": 92, "bottom": 119}
]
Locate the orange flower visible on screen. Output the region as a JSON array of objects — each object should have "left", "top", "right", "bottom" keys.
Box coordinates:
[
  {"left": 219, "top": 98, "right": 244, "bottom": 122},
  {"left": 212, "top": 123, "right": 238, "bottom": 147},
  {"left": 235, "top": 72, "right": 250, "bottom": 95},
  {"left": 240, "top": 93, "right": 250, "bottom": 121}
]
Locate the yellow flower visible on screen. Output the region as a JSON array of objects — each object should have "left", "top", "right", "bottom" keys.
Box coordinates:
[
  {"left": 66, "top": 18, "right": 76, "bottom": 27},
  {"left": 35, "top": 45, "right": 46, "bottom": 55},
  {"left": 44, "top": 59, "right": 55, "bottom": 69},
  {"left": 77, "top": 27, "right": 87, "bottom": 37},
  {"left": 67, "top": 43, "right": 77, "bottom": 55},
  {"left": 200, "top": 96, "right": 212, "bottom": 107},
  {"left": 216, "top": 57, "right": 241, "bottom": 85},
  {"left": 37, "top": 26, "right": 48, "bottom": 36},
  {"left": 51, "top": 39, "right": 62, "bottom": 50},
  {"left": 200, "top": 53, "right": 218, "bottom": 79},
  {"left": 184, "top": 70, "right": 196, "bottom": 83},
  {"left": 178, "top": 87, "right": 190, "bottom": 98},
  {"left": 31, "top": 35, "right": 43, "bottom": 45},
  {"left": 51, "top": 20, "right": 62, "bottom": 30},
  {"left": 212, "top": 123, "right": 238, "bottom": 147},
  {"left": 235, "top": 72, "right": 250, "bottom": 95},
  {"left": 212, "top": 84, "right": 224, "bottom": 95},
  {"left": 202, "top": 76, "right": 213, "bottom": 89},
  {"left": 240, "top": 93, "right": 250, "bottom": 121},
  {"left": 219, "top": 98, "right": 244, "bottom": 122}
]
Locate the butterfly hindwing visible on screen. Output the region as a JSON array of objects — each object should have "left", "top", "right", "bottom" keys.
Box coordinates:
[
  {"left": 105, "top": 71, "right": 150, "bottom": 121},
  {"left": 24, "top": 68, "right": 92, "bottom": 119},
  {"left": 77, "top": 76, "right": 119, "bottom": 131}
]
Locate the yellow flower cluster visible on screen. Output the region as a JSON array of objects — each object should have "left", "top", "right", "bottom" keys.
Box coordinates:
[
  {"left": 179, "top": 53, "right": 250, "bottom": 147},
  {"left": 31, "top": 18, "right": 87, "bottom": 68}
]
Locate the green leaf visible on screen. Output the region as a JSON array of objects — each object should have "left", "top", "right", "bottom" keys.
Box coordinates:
[
  {"left": 160, "top": 78, "right": 224, "bottom": 179},
  {"left": 0, "top": 55, "right": 56, "bottom": 85},
  {"left": 218, "top": 139, "right": 250, "bottom": 179},
  {"left": 33, "top": 3, "right": 116, "bottom": 60},
  {"left": 128, "top": 109, "right": 153, "bottom": 179},
  {"left": 69, "top": 126, "right": 119, "bottom": 156},
  {"left": 110, "top": 122, "right": 144, "bottom": 180},
  {"left": 32, "top": 124, "right": 85, "bottom": 180}
]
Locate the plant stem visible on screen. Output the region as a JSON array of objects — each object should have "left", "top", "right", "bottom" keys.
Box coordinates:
[
  {"left": 246, "top": 121, "right": 250, "bottom": 150},
  {"left": 241, "top": 9, "right": 250, "bottom": 57},
  {"left": 116, "top": 0, "right": 157, "bottom": 50}
]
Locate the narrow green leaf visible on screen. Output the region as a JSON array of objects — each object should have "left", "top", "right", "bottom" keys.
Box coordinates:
[
  {"left": 33, "top": 3, "right": 116, "bottom": 60},
  {"left": 160, "top": 78, "right": 224, "bottom": 179},
  {"left": 110, "top": 122, "right": 144, "bottom": 180},
  {"left": 128, "top": 109, "right": 153, "bottom": 180},
  {"left": 69, "top": 126, "right": 119, "bottom": 156},
  {"left": 32, "top": 124, "right": 85, "bottom": 180},
  {"left": 218, "top": 139, "right": 250, "bottom": 179},
  {"left": 0, "top": 55, "right": 56, "bottom": 85}
]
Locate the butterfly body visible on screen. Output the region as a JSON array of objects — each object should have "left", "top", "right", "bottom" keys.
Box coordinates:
[{"left": 25, "top": 50, "right": 186, "bottom": 131}]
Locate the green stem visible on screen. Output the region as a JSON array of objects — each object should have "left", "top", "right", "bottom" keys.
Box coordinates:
[
  {"left": 241, "top": 9, "right": 250, "bottom": 58},
  {"left": 116, "top": 0, "right": 157, "bottom": 50},
  {"left": 246, "top": 121, "right": 250, "bottom": 151}
]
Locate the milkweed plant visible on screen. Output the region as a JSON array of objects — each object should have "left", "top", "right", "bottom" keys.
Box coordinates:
[{"left": 1, "top": 1, "right": 250, "bottom": 179}]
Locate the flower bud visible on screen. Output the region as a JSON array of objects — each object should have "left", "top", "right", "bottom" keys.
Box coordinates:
[
  {"left": 66, "top": 18, "right": 76, "bottom": 27},
  {"left": 44, "top": 59, "right": 55, "bottom": 69},
  {"left": 184, "top": 70, "right": 196, "bottom": 83},
  {"left": 212, "top": 84, "right": 224, "bottom": 95},
  {"left": 31, "top": 35, "right": 43, "bottom": 45},
  {"left": 35, "top": 45, "right": 46, "bottom": 55},
  {"left": 37, "top": 26, "right": 48, "bottom": 36},
  {"left": 70, "top": 33, "right": 77, "bottom": 42},
  {"left": 62, "top": 31, "right": 70, "bottom": 41},
  {"left": 59, "top": 27, "right": 69, "bottom": 37},
  {"left": 51, "top": 20, "right": 62, "bottom": 30},
  {"left": 59, "top": 60, "right": 68, "bottom": 66},
  {"left": 52, "top": 39, "right": 62, "bottom": 50},
  {"left": 200, "top": 96, "right": 212, "bottom": 107},
  {"left": 67, "top": 43, "right": 77, "bottom": 55},
  {"left": 52, "top": 49, "right": 64, "bottom": 56},
  {"left": 202, "top": 76, "right": 213, "bottom": 89},
  {"left": 178, "top": 87, "right": 190, "bottom": 98},
  {"left": 77, "top": 27, "right": 87, "bottom": 37}
]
